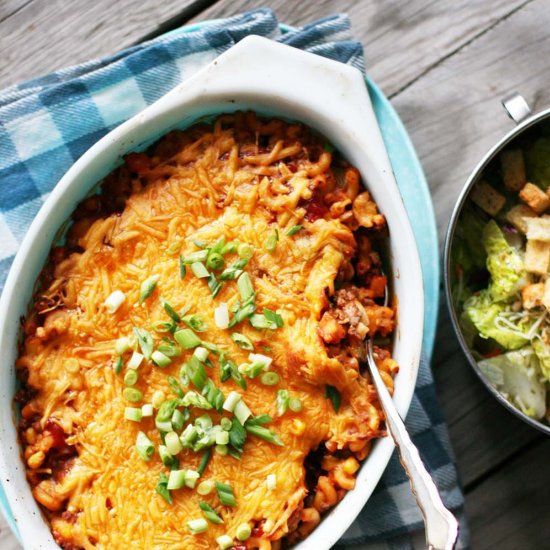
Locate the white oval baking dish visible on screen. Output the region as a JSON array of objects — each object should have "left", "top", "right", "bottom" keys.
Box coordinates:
[{"left": 0, "top": 36, "right": 424, "bottom": 549}]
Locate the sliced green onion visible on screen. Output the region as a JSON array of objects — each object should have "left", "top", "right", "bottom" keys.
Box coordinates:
[
  {"left": 222, "top": 391, "right": 241, "bottom": 413},
  {"left": 193, "top": 346, "right": 209, "bottom": 362},
  {"left": 199, "top": 501, "right": 224, "bottom": 524},
  {"left": 181, "top": 391, "right": 213, "bottom": 410},
  {"left": 211, "top": 235, "right": 226, "bottom": 253},
  {"left": 286, "top": 225, "right": 303, "bottom": 236},
  {"left": 214, "top": 303, "right": 230, "bottom": 329},
  {"left": 151, "top": 350, "right": 171, "bottom": 368},
  {"left": 207, "top": 273, "right": 223, "bottom": 297},
  {"left": 165, "top": 240, "right": 182, "bottom": 256},
  {"left": 204, "top": 379, "right": 225, "bottom": 412},
  {"left": 221, "top": 240, "right": 238, "bottom": 255},
  {"left": 115, "top": 336, "right": 132, "bottom": 355},
  {"left": 245, "top": 423, "right": 284, "bottom": 446},
  {"left": 183, "top": 314, "right": 208, "bottom": 332},
  {"left": 220, "top": 417, "right": 232, "bottom": 431},
  {"left": 139, "top": 275, "right": 159, "bottom": 304},
  {"left": 123, "top": 387, "right": 143, "bottom": 403},
  {"left": 197, "top": 479, "right": 215, "bottom": 495},
  {"left": 127, "top": 351, "right": 144, "bottom": 370},
  {"left": 174, "top": 328, "right": 201, "bottom": 349},
  {"left": 184, "top": 250, "right": 209, "bottom": 263},
  {"left": 325, "top": 385, "right": 341, "bottom": 412},
  {"left": 159, "top": 299, "right": 181, "bottom": 323},
  {"left": 114, "top": 356, "right": 124, "bottom": 375},
  {"left": 219, "top": 258, "right": 248, "bottom": 280},
  {"left": 124, "top": 407, "right": 142, "bottom": 422},
  {"left": 171, "top": 408, "right": 186, "bottom": 431},
  {"left": 134, "top": 327, "right": 153, "bottom": 360},
  {"left": 180, "top": 425, "right": 198, "bottom": 448},
  {"left": 215, "top": 481, "right": 236, "bottom": 507},
  {"left": 246, "top": 414, "right": 272, "bottom": 426},
  {"left": 135, "top": 431, "right": 154, "bottom": 461},
  {"left": 179, "top": 255, "right": 187, "bottom": 279},
  {"left": 263, "top": 308, "right": 284, "bottom": 328},
  {"left": 228, "top": 303, "right": 256, "bottom": 328},
  {"left": 231, "top": 332, "right": 254, "bottom": 350},
  {"left": 249, "top": 314, "right": 277, "bottom": 330},
  {"left": 167, "top": 469, "right": 186, "bottom": 490},
  {"left": 158, "top": 445, "right": 175, "bottom": 467},
  {"left": 215, "top": 444, "right": 228, "bottom": 456},
  {"left": 156, "top": 419, "right": 172, "bottom": 432},
  {"left": 217, "top": 535, "right": 234, "bottom": 550},
  {"left": 155, "top": 472, "right": 172, "bottom": 504},
  {"left": 234, "top": 399, "right": 252, "bottom": 425},
  {"left": 157, "top": 340, "right": 181, "bottom": 357},
  {"left": 206, "top": 252, "right": 225, "bottom": 271},
  {"left": 156, "top": 399, "right": 179, "bottom": 422},
  {"left": 265, "top": 229, "right": 279, "bottom": 252},
  {"left": 248, "top": 353, "right": 273, "bottom": 369},
  {"left": 228, "top": 417, "right": 247, "bottom": 452},
  {"left": 236, "top": 523, "right": 251, "bottom": 541},
  {"left": 289, "top": 397, "right": 303, "bottom": 413},
  {"left": 195, "top": 415, "right": 213, "bottom": 433},
  {"left": 228, "top": 447, "right": 243, "bottom": 461},
  {"left": 186, "top": 356, "right": 207, "bottom": 391},
  {"left": 184, "top": 469, "right": 200, "bottom": 488},
  {"left": 260, "top": 372, "right": 279, "bottom": 386},
  {"left": 105, "top": 290, "right": 126, "bottom": 314},
  {"left": 244, "top": 362, "right": 265, "bottom": 379},
  {"left": 152, "top": 390, "right": 165, "bottom": 409},
  {"left": 124, "top": 369, "right": 138, "bottom": 386},
  {"left": 237, "top": 243, "right": 253, "bottom": 260},
  {"left": 266, "top": 474, "right": 277, "bottom": 490},
  {"left": 187, "top": 518, "right": 208, "bottom": 535},
  {"left": 277, "top": 389, "right": 290, "bottom": 416},
  {"left": 141, "top": 403, "right": 153, "bottom": 417},
  {"left": 191, "top": 262, "right": 210, "bottom": 278},
  {"left": 197, "top": 448, "right": 212, "bottom": 476},
  {"left": 193, "top": 239, "right": 208, "bottom": 249},
  {"left": 151, "top": 320, "right": 176, "bottom": 333},
  {"left": 201, "top": 341, "right": 222, "bottom": 355},
  {"left": 165, "top": 431, "right": 183, "bottom": 455},
  {"left": 237, "top": 272, "right": 254, "bottom": 303},
  {"left": 215, "top": 430, "right": 229, "bottom": 445}
]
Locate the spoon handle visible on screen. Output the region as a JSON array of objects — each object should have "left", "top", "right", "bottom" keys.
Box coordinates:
[{"left": 367, "top": 342, "right": 459, "bottom": 550}]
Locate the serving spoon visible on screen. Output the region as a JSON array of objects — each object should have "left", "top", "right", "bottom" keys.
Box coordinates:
[{"left": 365, "top": 284, "right": 459, "bottom": 549}]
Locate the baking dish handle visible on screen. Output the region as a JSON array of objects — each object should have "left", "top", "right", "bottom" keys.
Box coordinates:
[{"left": 502, "top": 92, "right": 532, "bottom": 124}]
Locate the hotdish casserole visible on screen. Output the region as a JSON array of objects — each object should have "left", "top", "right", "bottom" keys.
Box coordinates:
[{"left": 15, "top": 112, "right": 397, "bottom": 549}]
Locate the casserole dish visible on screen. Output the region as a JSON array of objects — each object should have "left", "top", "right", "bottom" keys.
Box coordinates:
[
  {"left": 444, "top": 93, "right": 550, "bottom": 435},
  {"left": 0, "top": 36, "right": 424, "bottom": 549}
]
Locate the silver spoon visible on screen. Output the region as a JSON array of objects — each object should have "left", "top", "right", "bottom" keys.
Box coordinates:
[{"left": 365, "top": 284, "right": 459, "bottom": 549}]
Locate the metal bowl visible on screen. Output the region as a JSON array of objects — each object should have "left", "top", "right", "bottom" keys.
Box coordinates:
[{"left": 444, "top": 93, "right": 550, "bottom": 436}]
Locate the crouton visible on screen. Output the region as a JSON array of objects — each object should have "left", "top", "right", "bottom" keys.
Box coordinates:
[
  {"left": 525, "top": 240, "right": 550, "bottom": 274},
  {"left": 522, "top": 283, "right": 545, "bottom": 309},
  {"left": 525, "top": 218, "right": 550, "bottom": 242},
  {"left": 506, "top": 204, "right": 537, "bottom": 233},
  {"left": 500, "top": 149, "right": 526, "bottom": 191},
  {"left": 544, "top": 279, "right": 550, "bottom": 311},
  {"left": 519, "top": 182, "right": 550, "bottom": 214},
  {"left": 470, "top": 180, "right": 506, "bottom": 216}
]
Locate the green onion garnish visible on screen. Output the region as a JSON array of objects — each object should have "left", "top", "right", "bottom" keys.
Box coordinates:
[
  {"left": 219, "top": 258, "right": 248, "bottom": 280},
  {"left": 167, "top": 376, "right": 184, "bottom": 399},
  {"left": 265, "top": 229, "right": 279, "bottom": 252},
  {"left": 185, "top": 250, "right": 209, "bottom": 263},
  {"left": 171, "top": 408, "right": 186, "bottom": 431},
  {"left": 228, "top": 303, "right": 256, "bottom": 328},
  {"left": 197, "top": 448, "right": 212, "bottom": 476},
  {"left": 200, "top": 341, "right": 222, "bottom": 355},
  {"left": 155, "top": 472, "right": 172, "bottom": 504},
  {"left": 204, "top": 379, "right": 225, "bottom": 412},
  {"left": 124, "top": 369, "right": 138, "bottom": 386},
  {"left": 220, "top": 417, "right": 232, "bottom": 431},
  {"left": 158, "top": 445, "right": 175, "bottom": 467},
  {"left": 237, "top": 243, "right": 253, "bottom": 260},
  {"left": 186, "top": 356, "right": 207, "bottom": 391},
  {"left": 286, "top": 225, "right": 302, "bottom": 236},
  {"left": 217, "top": 535, "right": 234, "bottom": 550},
  {"left": 123, "top": 387, "right": 143, "bottom": 403},
  {"left": 152, "top": 390, "right": 165, "bottom": 409},
  {"left": 151, "top": 350, "right": 172, "bottom": 368},
  {"left": 141, "top": 403, "right": 153, "bottom": 417},
  {"left": 260, "top": 372, "right": 279, "bottom": 386},
  {"left": 161, "top": 299, "right": 181, "bottom": 323},
  {"left": 156, "top": 399, "right": 179, "bottom": 422},
  {"left": 187, "top": 518, "right": 208, "bottom": 534},
  {"left": 236, "top": 523, "right": 251, "bottom": 541},
  {"left": 165, "top": 431, "right": 183, "bottom": 455},
  {"left": 234, "top": 399, "right": 252, "bottom": 425},
  {"left": 180, "top": 424, "right": 198, "bottom": 448},
  {"left": 219, "top": 356, "right": 247, "bottom": 389},
  {"left": 115, "top": 337, "right": 132, "bottom": 355},
  {"left": 222, "top": 391, "right": 241, "bottom": 413},
  {"left": 179, "top": 255, "right": 186, "bottom": 279},
  {"left": 151, "top": 320, "right": 176, "bottom": 333},
  {"left": 215, "top": 430, "right": 229, "bottom": 446},
  {"left": 249, "top": 314, "right": 276, "bottom": 330},
  {"left": 180, "top": 391, "right": 213, "bottom": 410},
  {"left": 124, "top": 407, "right": 142, "bottom": 422},
  {"left": 325, "top": 385, "right": 341, "bottom": 412},
  {"left": 167, "top": 469, "right": 187, "bottom": 490},
  {"left": 174, "top": 328, "right": 201, "bottom": 349},
  {"left": 114, "top": 356, "right": 124, "bottom": 375},
  {"left": 127, "top": 351, "right": 144, "bottom": 369},
  {"left": 193, "top": 239, "right": 208, "bottom": 249},
  {"left": 135, "top": 431, "right": 154, "bottom": 461},
  {"left": 237, "top": 272, "right": 254, "bottom": 303},
  {"left": 263, "top": 308, "right": 284, "bottom": 327},
  {"left": 244, "top": 423, "right": 284, "bottom": 446},
  {"left": 215, "top": 444, "right": 228, "bottom": 456},
  {"left": 139, "top": 275, "right": 159, "bottom": 304},
  {"left": 215, "top": 481, "right": 236, "bottom": 507},
  {"left": 206, "top": 252, "right": 225, "bottom": 271},
  {"left": 231, "top": 332, "right": 254, "bottom": 350},
  {"left": 183, "top": 314, "right": 208, "bottom": 332},
  {"left": 199, "top": 501, "right": 224, "bottom": 524},
  {"left": 134, "top": 327, "right": 153, "bottom": 359},
  {"left": 197, "top": 479, "right": 214, "bottom": 495},
  {"left": 207, "top": 273, "right": 223, "bottom": 297},
  {"left": 245, "top": 414, "right": 272, "bottom": 426},
  {"left": 228, "top": 417, "right": 247, "bottom": 452},
  {"left": 289, "top": 397, "right": 303, "bottom": 412},
  {"left": 191, "top": 262, "right": 210, "bottom": 278},
  {"left": 157, "top": 340, "right": 181, "bottom": 357},
  {"left": 277, "top": 389, "right": 289, "bottom": 416},
  {"left": 221, "top": 240, "right": 238, "bottom": 255},
  {"left": 184, "top": 469, "right": 200, "bottom": 488}
]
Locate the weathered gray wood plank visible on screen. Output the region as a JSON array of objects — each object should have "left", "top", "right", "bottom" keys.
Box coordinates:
[
  {"left": 0, "top": 0, "right": 212, "bottom": 89},
  {"left": 467, "top": 437, "right": 550, "bottom": 549},
  {"left": 192, "top": 0, "right": 529, "bottom": 97}
]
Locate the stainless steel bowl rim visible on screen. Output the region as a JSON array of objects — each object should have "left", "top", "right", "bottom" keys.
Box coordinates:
[{"left": 444, "top": 102, "right": 550, "bottom": 436}]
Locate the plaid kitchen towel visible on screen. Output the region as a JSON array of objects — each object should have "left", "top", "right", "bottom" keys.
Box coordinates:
[{"left": 0, "top": 8, "right": 468, "bottom": 549}]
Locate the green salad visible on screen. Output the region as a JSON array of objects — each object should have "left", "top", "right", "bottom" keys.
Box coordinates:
[{"left": 452, "top": 133, "right": 550, "bottom": 421}]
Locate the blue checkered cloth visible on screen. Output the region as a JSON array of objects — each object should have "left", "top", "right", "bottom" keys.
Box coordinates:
[{"left": 0, "top": 8, "right": 468, "bottom": 549}]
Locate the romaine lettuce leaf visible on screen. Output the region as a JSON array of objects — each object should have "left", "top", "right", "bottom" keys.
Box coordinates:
[
  {"left": 464, "top": 290, "right": 529, "bottom": 350},
  {"left": 525, "top": 137, "right": 550, "bottom": 190},
  {"left": 482, "top": 220, "right": 528, "bottom": 302},
  {"left": 533, "top": 338, "right": 550, "bottom": 382},
  {"left": 478, "top": 347, "right": 546, "bottom": 419}
]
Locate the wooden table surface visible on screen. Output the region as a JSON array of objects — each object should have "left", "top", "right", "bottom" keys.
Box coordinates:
[{"left": 2, "top": 1, "right": 550, "bottom": 549}]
